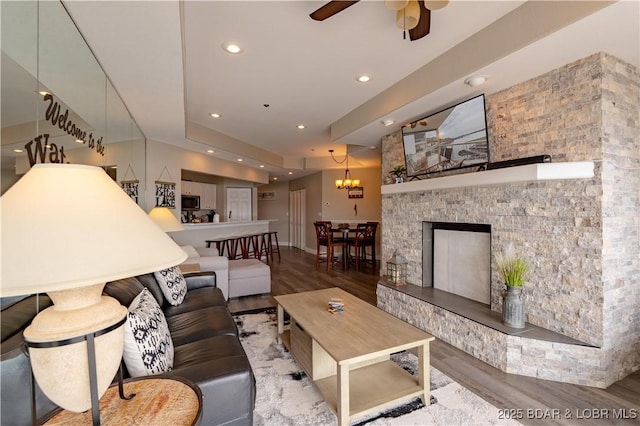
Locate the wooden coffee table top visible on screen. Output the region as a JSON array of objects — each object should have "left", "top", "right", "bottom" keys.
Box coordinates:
[{"left": 275, "top": 287, "right": 434, "bottom": 363}]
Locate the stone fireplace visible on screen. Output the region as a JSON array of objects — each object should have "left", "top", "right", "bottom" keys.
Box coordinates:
[{"left": 377, "top": 53, "right": 639, "bottom": 388}]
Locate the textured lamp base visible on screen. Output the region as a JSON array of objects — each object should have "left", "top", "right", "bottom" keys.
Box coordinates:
[{"left": 24, "top": 284, "right": 127, "bottom": 413}]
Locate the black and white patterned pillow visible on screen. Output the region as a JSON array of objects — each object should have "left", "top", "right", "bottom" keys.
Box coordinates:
[
  {"left": 153, "top": 266, "right": 187, "bottom": 305},
  {"left": 123, "top": 288, "right": 174, "bottom": 377}
]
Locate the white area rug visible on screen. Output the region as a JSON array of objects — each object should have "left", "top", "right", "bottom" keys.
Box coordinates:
[{"left": 235, "top": 310, "right": 522, "bottom": 426}]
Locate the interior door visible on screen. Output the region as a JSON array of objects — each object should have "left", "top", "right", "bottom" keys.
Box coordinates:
[
  {"left": 226, "top": 187, "right": 252, "bottom": 221},
  {"left": 289, "top": 189, "right": 305, "bottom": 250}
]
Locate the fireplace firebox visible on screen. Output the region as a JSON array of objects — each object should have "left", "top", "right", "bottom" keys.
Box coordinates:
[{"left": 422, "top": 222, "right": 491, "bottom": 304}]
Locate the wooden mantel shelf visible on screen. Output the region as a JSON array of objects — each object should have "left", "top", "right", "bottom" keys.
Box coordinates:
[{"left": 381, "top": 161, "right": 595, "bottom": 195}]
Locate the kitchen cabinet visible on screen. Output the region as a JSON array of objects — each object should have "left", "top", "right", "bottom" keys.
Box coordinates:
[
  {"left": 181, "top": 180, "right": 201, "bottom": 195},
  {"left": 201, "top": 184, "right": 217, "bottom": 210},
  {"left": 182, "top": 181, "right": 217, "bottom": 210}
]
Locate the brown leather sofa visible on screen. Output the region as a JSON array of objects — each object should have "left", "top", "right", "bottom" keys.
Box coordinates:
[{"left": 1, "top": 271, "right": 255, "bottom": 426}]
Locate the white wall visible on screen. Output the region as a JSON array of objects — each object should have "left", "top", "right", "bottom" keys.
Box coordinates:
[{"left": 145, "top": 139, "right": 269, "bottom": 216}]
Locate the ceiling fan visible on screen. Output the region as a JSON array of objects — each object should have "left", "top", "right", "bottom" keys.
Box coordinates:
[{"left": 310, "top": 1, "right": 449, "bottom": 41}]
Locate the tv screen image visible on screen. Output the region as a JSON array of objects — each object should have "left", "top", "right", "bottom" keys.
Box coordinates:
[{"left": 402, "top": 94, "right": 489, "bottom": 177}]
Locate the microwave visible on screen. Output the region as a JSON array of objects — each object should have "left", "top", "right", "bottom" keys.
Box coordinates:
[{"left": 181, "top": 194, "right": 200, "bottom": 210}]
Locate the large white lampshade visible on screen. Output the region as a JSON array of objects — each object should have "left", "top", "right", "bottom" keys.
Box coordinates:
[
  {"left": 0, "top": 163, "right": 187, "bottom": 413},
  {"left": 148, "top": 206, "right": 185, "bottom": 232}
]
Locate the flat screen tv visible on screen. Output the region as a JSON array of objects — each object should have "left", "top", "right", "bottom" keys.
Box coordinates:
[{"left": 402, "top": 94, "right": 489, "bottom": 178}]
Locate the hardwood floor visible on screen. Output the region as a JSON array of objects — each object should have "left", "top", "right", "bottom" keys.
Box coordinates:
[{"left": 228, "top": 247, "right": 640, "bottom": 425}]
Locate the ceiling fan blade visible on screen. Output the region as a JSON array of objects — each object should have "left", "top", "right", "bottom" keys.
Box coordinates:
[
  {"left": 409, "top": 2, "right": 431, "bottom": 41},
  {"left": 310, "top": 1, "right": 360, "bottom": 21}
]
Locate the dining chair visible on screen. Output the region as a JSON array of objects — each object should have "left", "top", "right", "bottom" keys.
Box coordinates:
[
  {"left": 314, "top": 221, "right": 347, "bottom": 271},
  {"left": 349, "top": 222, "right": 378, "bottom": 271}
]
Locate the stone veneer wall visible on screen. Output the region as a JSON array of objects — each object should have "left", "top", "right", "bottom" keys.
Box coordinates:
[{"left": 379, "top": 53, "right": 639, "bottom": 387}]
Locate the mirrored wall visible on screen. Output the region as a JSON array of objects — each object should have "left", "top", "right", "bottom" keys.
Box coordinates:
[{"left": 1, "top": 1, "right": 146, "bottom": 208}]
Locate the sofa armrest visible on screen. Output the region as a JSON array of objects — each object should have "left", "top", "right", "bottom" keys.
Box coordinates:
[
  {"left": 195, "top": 247, "right": 220, "bottom": 257},
  {"left": 184, "top": 271, "right": 217, "bottom": 291},
  {"left": 196, "top": 255, "right": 228, "bottom": 272}
]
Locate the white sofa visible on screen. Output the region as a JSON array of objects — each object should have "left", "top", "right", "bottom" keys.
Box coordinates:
[
  {"left": 180, "top": 245, "right": 230, "bottom": 299},
  {"left": 180, "top": 245, "right": 271, "bottom": 300}
]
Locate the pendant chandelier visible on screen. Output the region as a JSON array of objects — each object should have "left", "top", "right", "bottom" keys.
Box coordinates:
[{"left": 329, "top": 149, "right": 360, "bottom": 189}]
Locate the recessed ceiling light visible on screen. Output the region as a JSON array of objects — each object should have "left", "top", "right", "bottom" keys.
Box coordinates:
[
  {"left": 296, "top": 124, "right": 305, "bottom": 129},
  {"left": 381, "top": 119, "right": 395, "bottom": 127},
  {"left": 222, "top": 42, "right": 243, "bottom": 54},
  {"left": 259, "top": 165, "right": 265, "bottom": 168},
  {"left": 75, "top": 139, "right": 84, "bottom": 143},
  {"left": 12, "top": 148, "right": 23, "bottom": 153},
  {"left": 273, "top": 177, "right": 278, "bottom": 180},
  {"left": 356, "top": 74, "right": 371, "bottom": 83},
  {"left": 210, "top": 113, "right": 221, "bottom": 118},
  {"left": 237, "top": 158, "right": 243, "bottom": 162},
  {"left": 369, "top": 145, "right": 377, "bottom": 150},
  {"left": 288, "top": 172, "right": 293, "bottom": 175},
  {"left": 207, "top": 149, "right": 215, "bottom": 153},
  {"left": 464, "top": 75, "right": 488, "bottom": 87}
]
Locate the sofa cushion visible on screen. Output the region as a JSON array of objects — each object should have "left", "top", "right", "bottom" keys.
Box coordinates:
[
  {"left": 167, "top": 307, "right": 238, "bottom": 346},
  {"left": 136, "top": 273, "right": 166, "bottom": 307},
  {"left": 170, "top": 335, "right": 255, "bottom": 426},
  {"left": 163, "top": 287, "right": 227, "bottom": 317},
  {"left": 123, "top": 288, "right": 174, "bottom": 377},
  {"left": 229, "top": 259, "right": 270, "bottom": 279},
  {"left": 104, "top": 276, "right": 145, "bottom": 307},
  {"left": 173, "top": 334, "right": 248, "bottom": 368},
  {"left": 154, "top": 266, "right": 187, "bottom": 306}
]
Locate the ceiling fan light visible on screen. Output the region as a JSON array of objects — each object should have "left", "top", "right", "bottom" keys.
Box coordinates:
[
  {"left": 424, "top": 0, "right": 449, "bottom": 10},
  {"left": 396, "top": 0, "right": 420, "bottom": 30},
  {"left": 384, "top": 0, "right": 409, "bottom": 11}
]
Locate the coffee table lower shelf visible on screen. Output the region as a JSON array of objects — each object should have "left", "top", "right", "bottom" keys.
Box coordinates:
[{"left": 314, "top": 360, "right": 424, "bottom": 419}]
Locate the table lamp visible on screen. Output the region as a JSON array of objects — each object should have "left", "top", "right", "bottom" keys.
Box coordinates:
[
  {"left": 0, "top": 164, "right": 187, "bottom": 421},
  {"left": 148, "top": 206, "right": 185, "bottom": 232}
]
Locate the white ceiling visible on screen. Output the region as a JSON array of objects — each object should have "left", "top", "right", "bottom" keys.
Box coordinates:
[{"left": 62, "top": 0, "right": 639, "bottom": 181}]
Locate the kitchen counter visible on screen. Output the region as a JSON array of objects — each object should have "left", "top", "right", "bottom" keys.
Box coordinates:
[{"left": 172, "top": 220, "right": 273, "bottom": 248}]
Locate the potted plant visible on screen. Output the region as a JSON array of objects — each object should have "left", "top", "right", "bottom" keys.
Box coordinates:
[
  {"left": 495, "top": 243, "right": 529, "bottom": 328},
  {"left": 389, "top": 165, "right": 406, "bottom": 184}
]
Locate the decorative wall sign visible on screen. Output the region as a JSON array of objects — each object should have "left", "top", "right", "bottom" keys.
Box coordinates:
[
  {"left": 24, "top": 94, "right": 107, "bottom": 167},
  {"left": 258, "top": 191, "right": 276, "bottom": 200},
  {"left": 122, "top": 181, "right": 139, "bottom": 203},
  {"left": 155, "top": 181, "right": 175, "bottom": 208},
  {"left": 155, "top": 166, "right": 175, "bottom": 208},
  {"left": 120, "top": 164, "right": 139, "bottom": 204},
  {"left": 348, "top": 187, "right": 364, "bottom": 199}
]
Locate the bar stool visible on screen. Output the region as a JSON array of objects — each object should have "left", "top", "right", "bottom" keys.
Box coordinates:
[
  {"left": 224, "top": 238, "right": 239, "bottom": 260},
  {"left": 266, "top": 231, "right": 280, "bottom": 261},
  {"left": 259, "top": 231, "right": 280, "bottom": 263},
  {"left": 247, "top": 234, "right": 262, "bottom": 259},
  {"left": 206, "top": 238, "right": 228, "bottom": 257},
  {"left": 237, "top": 235, "right": 251, "bottom": 259},
  {"left": 258, "top": 234, "right": 269, "bottom": 262}
]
